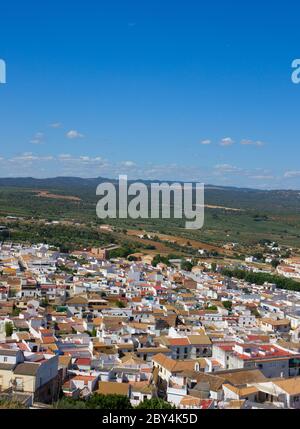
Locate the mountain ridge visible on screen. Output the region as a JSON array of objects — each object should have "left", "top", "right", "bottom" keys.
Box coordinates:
[{"left": 0, "top": 176, "right": 299, "bottom": 193}]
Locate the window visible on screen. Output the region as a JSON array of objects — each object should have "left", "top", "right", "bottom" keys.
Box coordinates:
[
  {"left": 3, "top": 357, "right": 7, "bottom": 363},
  {"left": 15, "top": 378, "right": 24, "bottom": 392}
]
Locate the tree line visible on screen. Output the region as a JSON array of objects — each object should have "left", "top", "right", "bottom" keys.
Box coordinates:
[{"left": 221, "top": 267, "right": 300, "bottom": 292}]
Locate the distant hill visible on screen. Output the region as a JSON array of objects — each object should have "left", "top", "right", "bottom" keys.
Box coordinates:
[
  {"left": 0, "top": 176, "right": 299, "bottom": 213},
  {"left": 1, "top": 176, "right": 300, "bottom": 247}
]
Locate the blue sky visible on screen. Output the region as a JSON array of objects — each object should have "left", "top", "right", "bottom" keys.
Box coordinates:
[{"left": 0, "top": 0, "right": 300, "bottom": 188}]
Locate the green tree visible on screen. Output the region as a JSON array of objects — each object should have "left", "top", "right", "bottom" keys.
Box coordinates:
[
  {"left": 251, "top": 307, "right": 261, "bottom": 318},
  {"left": 5, "top": 322, "right": 13, "bottom": 337},
  {"left": 40, "top": 298, "right": 49, "bottom": 308},
  {"left": 271, "top": 259, "right": 280, "bottom": 269},
  {"left": 152, "top": 254, "right": 169, "bottom": 267},
  {"left": 223, "top": 301, "right": 232, "bottom": 311},
  {"left": 135, "top": 398, "right": 174, "bottom": 409},
  {"left": 56, "top": 394, "right": 132, "bottom": 409},
  {"left": 128, "top": 255, "right": 138, "bottom": 261},
  {"left": 221, "top": 267, "right": 300, "bottom": 292},
  {"left": 206, "top": 305, "right": 218, "bottom": 311},
  {"left": 253, "top": 252, "right": 264, "bottom": 261},
  {"left": 181, "top": 260, "right": 193, "bottom": 272},
  {"left": 87, "top": 393, "right": 132, "bottom": 409},
  {"left": 55, "top": 398, "right": 86, "bottom": 409},
  {"left": 0, "top": 400, "right": 26, "bottom": 409},
  {"left": 12, "top": 306, "right": 21, "bottom": 317}
]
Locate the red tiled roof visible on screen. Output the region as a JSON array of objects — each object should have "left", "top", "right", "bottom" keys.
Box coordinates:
[
  {"left": 41, "top": 336, "right": 56, "bottom": 344},
  {"left": 168, "top": 338, "right": 190, "bottom": 346},
  {"left": 73, "top": 375, "right": 96, "bottom": 382},
  {"left": 75, "top": 358, "right": 91, "bottom": 366}
]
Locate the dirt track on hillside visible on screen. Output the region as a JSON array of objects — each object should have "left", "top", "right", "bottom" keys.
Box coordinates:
[{"left": 34, "top": 190, "right": 81, "bottom": 202}]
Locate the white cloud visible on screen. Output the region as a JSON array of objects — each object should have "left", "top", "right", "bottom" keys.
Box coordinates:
[
  {"left": 0, "top": 152, "right": 297, "bottom": 189},
  {"left": 50, "top": 122, "right": 62, "bottom": 128},
  {"left": 199, "top": 137, "right": 265, "bottom": 147},
  {"left": 241, "top": 139, "right": 265, "bottom": 147},
  {"left": 220, "top": 137, "right": 234, "bottom": 146},
  {"left": 30, "top": 132, "right": 44, "bottom": 145},
  {"left": 284, "top": 171, "right": 300, "bottom": 178},
  {"left": 214, "top": 163, "right": 241, "bottom": 173},
  {"left": 9, "top": 153, "right": 54, "bottom": 162},
  {"left": 66, "top": 130, "right": 84, "bottom": 139},
  {"left": 57, "top": 154, "right": 108, "bottom": 169},
  {"left": 121, "top": 160, "right": 137, "bottom": 168},
  {"left": 250, "top": 175, "right": 274, "bottom": 180},
  {"left": 58, "top": 154, "right": 72, "bottom": 160}
]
